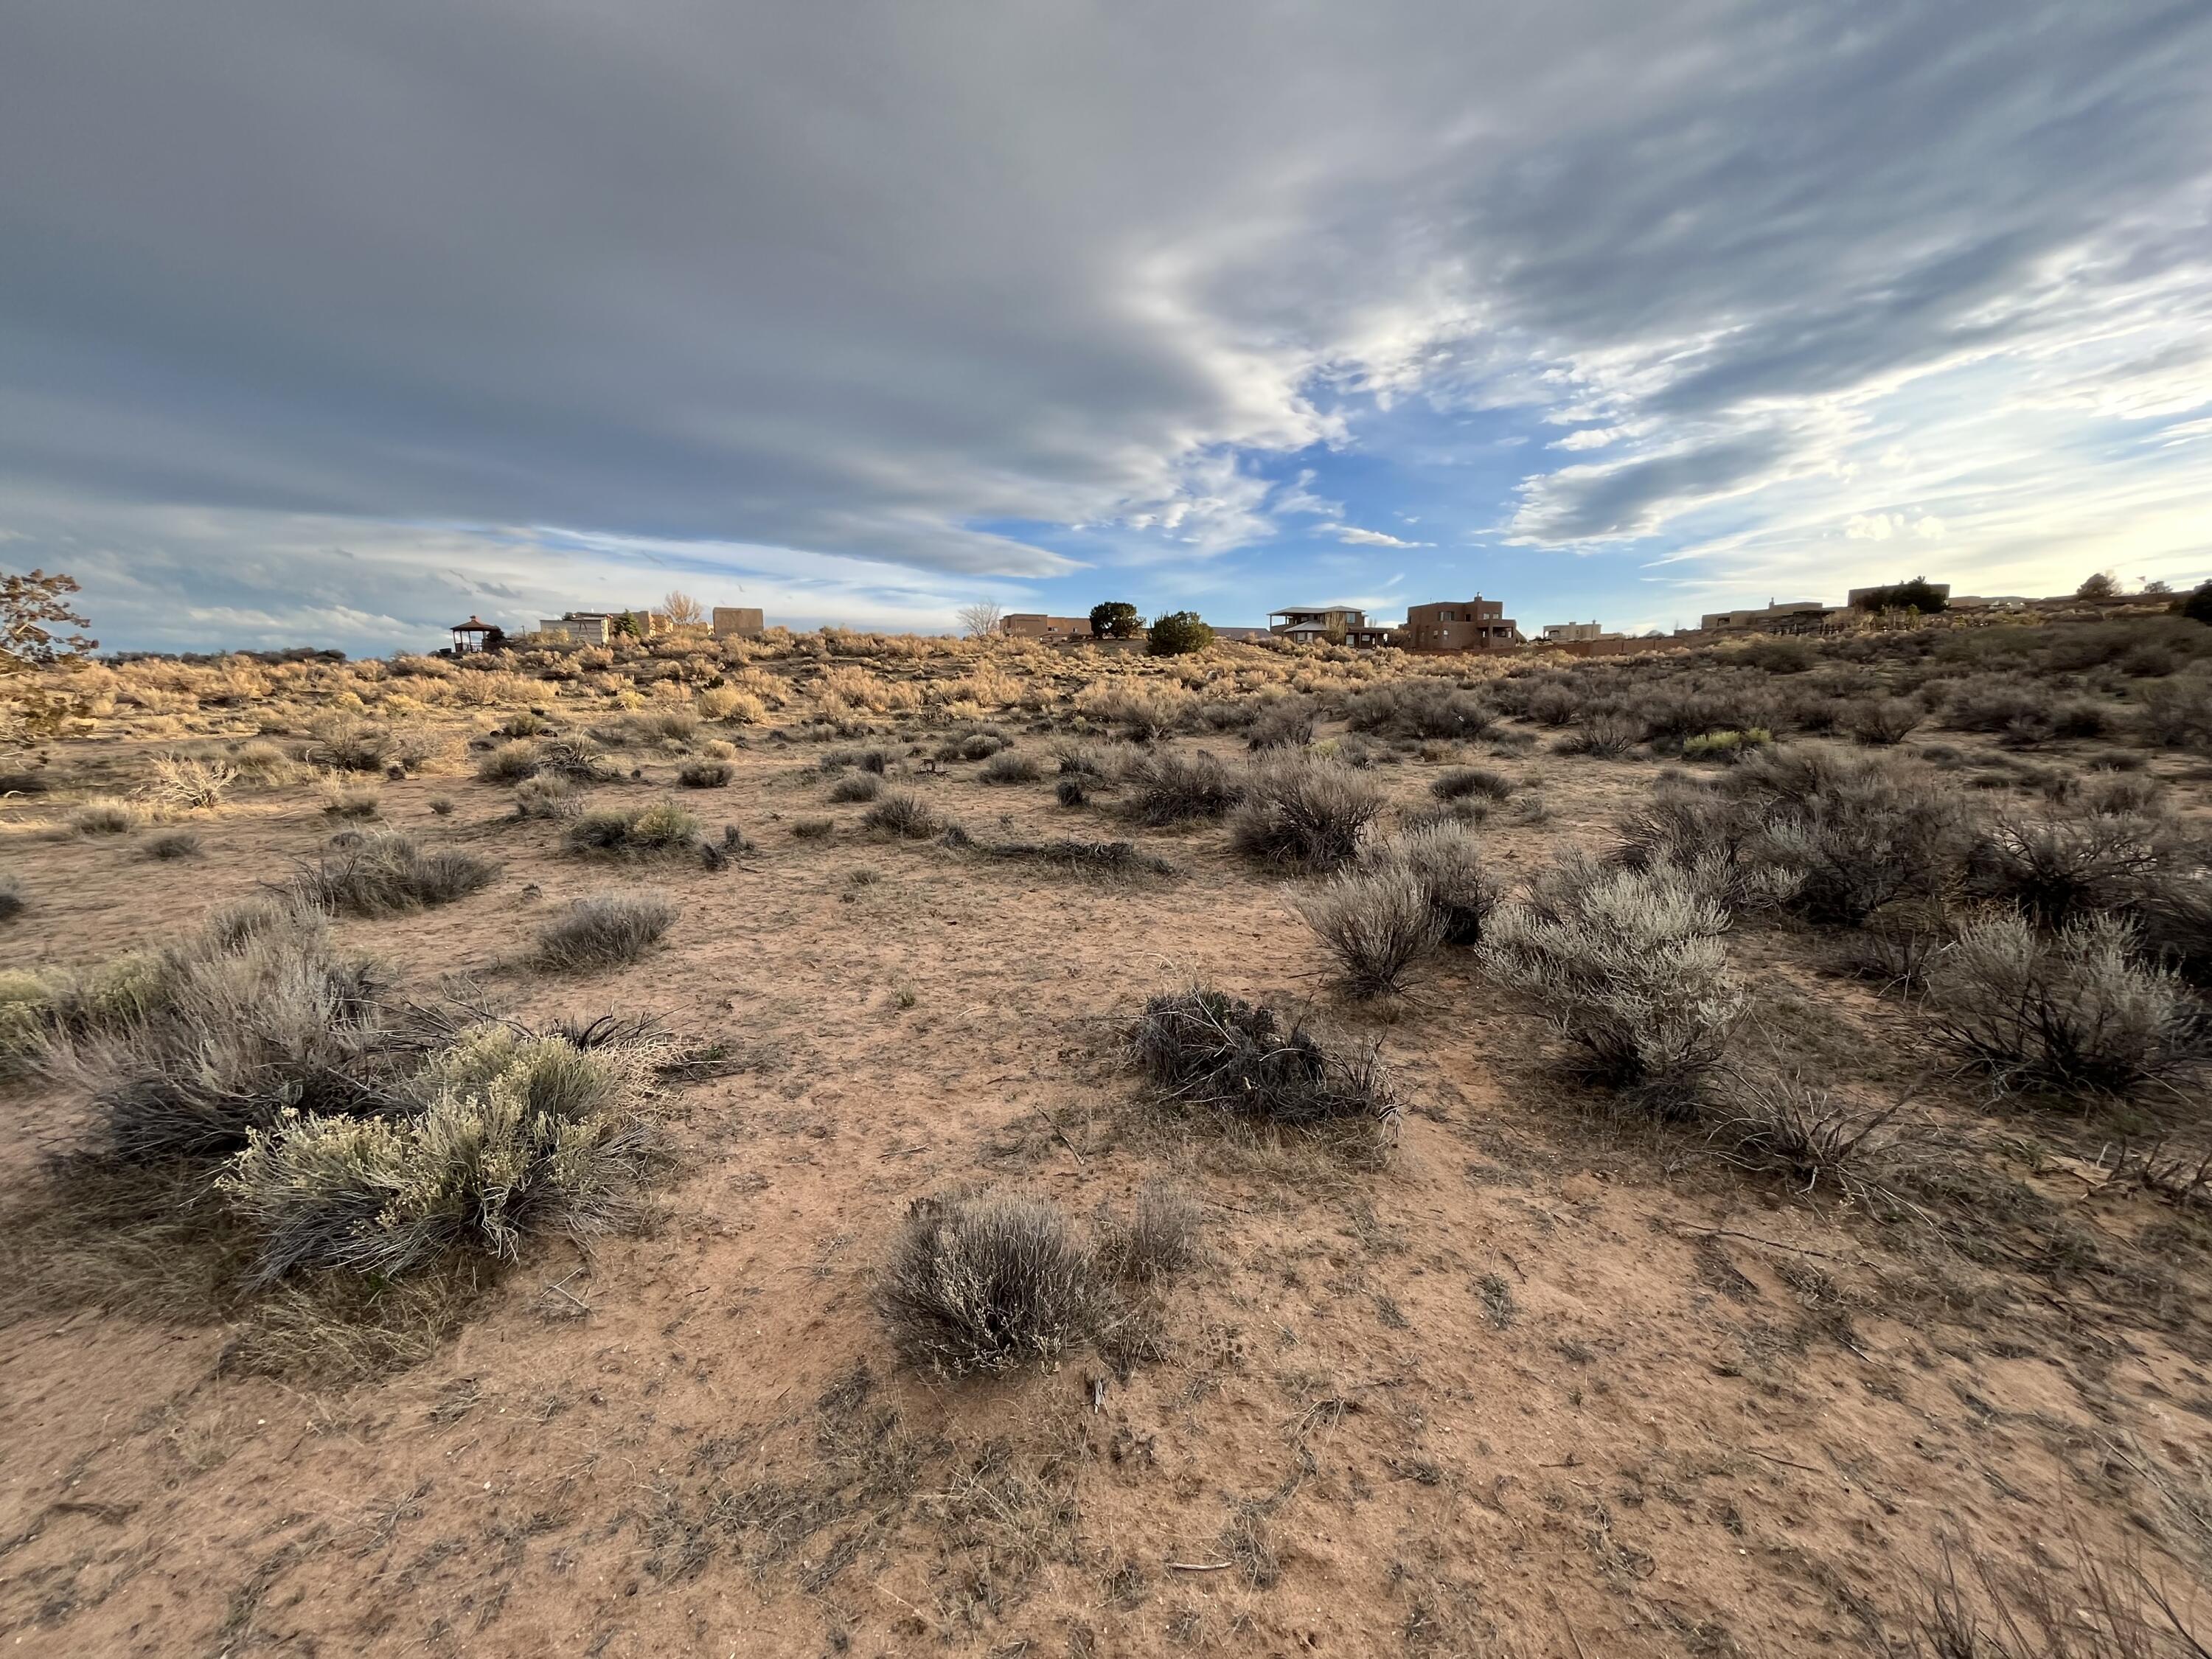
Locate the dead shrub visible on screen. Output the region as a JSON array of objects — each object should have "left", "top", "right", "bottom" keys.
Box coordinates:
[
  {"left": 294, "top": 832, "right": 499, "bottom": 917},
  {"left": 1290, "top": 862, "right": 1441, "bottom": 997},
  {"left": 1963, "top": 813, "right": 2174, "bottom": 928},
  {"left": 1554, "top": 711, "right": 1642, "bottom": 759},
  {"left": 1119, "top": 750, "right": 1242, "bottom": 826},
  {"left": 1478, "top": 853, "right": 1744, "bottom": 1112},
  {"left": 147, "top": 752, "right": 237, "bottom": 810},
  {"left": 1130, "top": 987, "right": 1399, "bottom": 1133},
  {"left": 536, "top": 893, "right": 678, "bottom": 971},
  {"left": 1922, "top": 913, "right": 2209, "bottom": 1101},
  {"left": 863, "top": 790, "right": 944, "bottom": 838},
  {"left": 1705, "top": 1073, "right": 1908, "bottom": 1200},
  {"left": 1228, "top": 754, "right": 1383, "bottom": 871},
  {"left": 876, "top": 1192, "right": 1116, "bottom": 1379}
]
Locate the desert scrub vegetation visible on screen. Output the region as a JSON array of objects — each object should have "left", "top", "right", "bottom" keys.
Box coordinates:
[
  {"left": 827, "top": 771, "right": 882, "bottom": 802},
  {"left": 221, "top": 1020, "right": 667, "bottom": 1283},
  {"left": 1479, "top": 853, "right": 1745, "bottom": 1113},
  {"left": 1130, "top": 986, "right": 1399, "bottom": 1147},
  {"left": 566, "top": 798, "right": 704, "bottom": 858},
  {"left": 861, "top": 789, "right": 944, "bottom": 839},
  {"left": 1119, "top": 749, "right": 1243, "bottom": 825},
  {"left": 146, "top": 751, "right": 237, "bottom": 810},
  {"left": 1921, "top": 913, "right": 2210, "bottom": 1102},
  {"left": 1290, "top": 860, "right": 1440, "bottom": 997},
  {"left": 535, "top": 892, "right": 678, "bottom": 971},
  {"left": 978, "top": 748, "right": 1043, "bottom": 785},
  {"left": 1343, "top": 678, "right": 1497, "bottom": 741},
  {"left": 316, "top": 774, "right": 383, "bottom": 818},
  {"left": 1369, "top": 821, "right": 1503, "bottom": 946},
  {"left": 513, "top": 773, "right": 586, "bottom": 819},
  {"left": 1229, "top": 753, "right": 1384, "bottom": 871},
  {"left": 293, "top": 831, "right": 499, "bottom": 917},
  {"left": 676, "top": 758, "right": 733, "bottom": 788},
  {"left": 875, "top": 1186, "right": 1196, "bottom": 1380},
  {"left": 0, "top": 874, "right": 22, "bottom": 923},
  {"left": 476, "top": 740, "right": 545, "bottom": 783},
  {"left": 1615, "top": 747, "right": 1970, "bottom": 926},
  {"left": 66, "top": 795, "right": 143, "bottom": 835},
  {"left": 144, "top": 828, "right": 203, "bottom": 860},
  {"left": 1430, "top": 766, "right": 1512, "bottom": 804}
]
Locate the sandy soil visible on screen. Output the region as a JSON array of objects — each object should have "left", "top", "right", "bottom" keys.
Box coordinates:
[{"left": 3, "top": 705, "right": 2211, "bottom": 1658}]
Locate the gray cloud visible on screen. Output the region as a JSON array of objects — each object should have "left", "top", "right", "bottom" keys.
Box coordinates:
[{"left": 3, "top": 0, "right": 2208, "bottom": 647}]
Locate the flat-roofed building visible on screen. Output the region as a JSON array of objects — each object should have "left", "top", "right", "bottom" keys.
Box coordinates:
[
  {"left": 1268, "top": 606, "right": 1394, "bottom": 647},
  {"left": 1541, "top": 620, "right": 1605, "bottom": 643},
  {"left": 1000, "top": 613, "right": 1094, "bottom": 641},
  {"left": 1401, "top": 597, "right": 1519, "bottom": 651}
]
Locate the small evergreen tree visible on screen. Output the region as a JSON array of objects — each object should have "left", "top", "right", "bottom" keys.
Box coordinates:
[
  {"left": 2076, "top": 571, "right": 2119, "bottom": 601},
  {"left": 2182, "top": 580, "right": 2212, "bottom": 627},
  {"left": 1854, "top": 577, "right": 1948, "bottom": 614},
  {"left": 1090, "top": 601, "right": 1141, "bottom": 639},
  {"left": 1147, "top": 612, "right": 1214, "bottom": 656}
]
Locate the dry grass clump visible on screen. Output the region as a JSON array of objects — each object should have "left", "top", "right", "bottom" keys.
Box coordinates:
[
  {"left": 978, "top": 749, "right": 1044, "bottom": 785},
  {"left": 1130, "top": 987, "right": 1399, "bottom": 1134},
  {"left": 942, "top": 828, "right": 1174, "bottom": 878},
  {"left": 67, "top": 796, "right": 144, "bottom": 835},
  {"left": 316, "top": 775, "right": 383, "bottom": 818},
  {"left": 1119, "top": 750, "right": 1242, "bottom": 825},
  {"left": 293, "top": 831, "right": 499, "bottom": 917},
  {"left": 791, "top": 815, "right": 835, "bottom": 839},
  {"left": 477, "top": 740, "right": 544, "bottom": 783},
  {"left": 677, "top": 759, "right": 734, "bottom": 788},
  {"left": 536, "top": 893, "right": 678, "bottom": 971},
  {"left": 305, "top": 714, "right": 392, "bottom": 772},
  {"left": 220, "top": 1021, "right": 664, "bottom": 1284},
  {"left": 1229, "top": 754, "right": 1384, "bottom": 872},
  {"left": 1479, "top": 853, "right": 1744, "bottom": 1113},
  {"left": 566, "top": 798, "right": 704, "bottom": 857},
  {"left": 147, "top": 752, "right": 237, "bottom": 810},
  {"left": 862, "top": 790, "right": 944, "bottom": 838},
  {"left": 696, "top": 684, "right": 767, "bottom": 723},
  {"left": 1290, "top": 862, "right": 1440, "bottom": 997},
  {"left": 1096, "top": 1183, "right": 1204, "bottom": 1282},
  {"left": 1554, "top": 711, "right": 1644, "bottom": 758},
  {"left": 876, "top": 1192, "right": 1115, "bottom": 1379},
  {"left": 144, "top": 829, "right": 204, "bottom": 860},
  {"left": 828, "top": 772, "right": 882, "bottom": 803},
  {"left": 1900, "top": 1533, "right": 2211, "bottom": 1658},
  {"left": 1430, "top": 767, "right": 1512, "bottom": 804},
  {"left": 1704, "top": 1074, "right": 1909, "bottom": 1201},
  {"left": 1921, "top": 914, "right": 2209, "bottom": 1102},
  {"left": 593, "top": 709, "right": 700, "bottom": 750}
]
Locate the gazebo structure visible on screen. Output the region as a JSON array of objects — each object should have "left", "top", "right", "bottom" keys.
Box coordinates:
[{"left": 450, "top": 615, "right": 500, "bottom": 654}]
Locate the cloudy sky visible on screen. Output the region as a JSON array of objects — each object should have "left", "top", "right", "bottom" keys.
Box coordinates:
[{"left": 5, "top": 1, "right": 2210, "bottom": 653}]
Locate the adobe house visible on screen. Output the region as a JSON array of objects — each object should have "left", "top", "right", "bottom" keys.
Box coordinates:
[
  {"left": 1000, "top": 613, "right": 1095, "bottom": 641},
  {"left": 1697, "top": 599, "right": 1833, "bottom": 635},
  {"left": 1400, "top": 597, "right": 1520, "bottom": 651},
  {"left": 712, "top": 606, "right": 765, "bottom": 640},
  {"left": 1267, "top": 606, "right": 1394, "bottom": 647},
  {"left": 1541, "top": 620, "right": 1605, "bottom": 642}
]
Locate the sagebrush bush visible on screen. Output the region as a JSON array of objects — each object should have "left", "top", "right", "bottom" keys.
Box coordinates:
[
  {"left": 1344, "top": 681, "right": 1496, "bottom": 741},
  {"left": 1478, "top": 854, "right": 1743, "bottom": 1111},
  {"left": 41, "top": 907, "right": 397, "bottom": 1164},
  {"left": 677, "top": 759, "right": 733, "bottom": 788},
  {"left": 828, "top": 772, "right": 882, "bottom": 803},
  {"left": 1555, "top": 712, "right": 1642, "bottom": 759},
  {"left": 1922, "top": 914, "right": 2208, "bottom": 1099},
  {"left": 1843, "top": 698, "right": 1923, "bottom": 745},
  {"left": 1373, "top": 821, "right": 1502, "bottom": 946},
  {"left": 862, "top": 790, "right": 943, "bottom": 838},
  {"left": 1228, "top": 754, "right": 1382, "bottom": 871},
  {"left": 221, "top": 1023, "right": 661, "bottom": 1283},
  {"left": 978, "top": 749, "right": 1043, "bottom": 785},
  {"left": 145, "top": 829, "right": 203, "bottom": 860},
  {"left": 1246, "top": 696, "right": 1318, "bottom": 751},
  {"left": 1290, "top": 862, "right": 1440, "bottom": 996},
  {"left": 2140, "top": 672, "right": 2212, "bottom": 753},
  {"left": 1963, "top": 813, "right": 2174, "bottom": 928},
  {"left": 1120, "top": 750, "right": 1242, "bottom": 825},
  {"left": 565, "top": 799, "right": 702, "bottom": 856},
  {"left": 877, "top": 1192, "right": 1116, "bottom": 1378},
  {"left": 1130, "top": 987, "right": 1397, "bottom": 1132},
  {"left": 294, "top": 832, "right": 499, "bottom": 917},
  {"left": 536, "top": 893, "right": 678, "bottom": 971}
]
